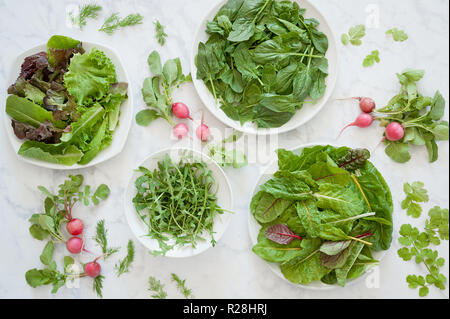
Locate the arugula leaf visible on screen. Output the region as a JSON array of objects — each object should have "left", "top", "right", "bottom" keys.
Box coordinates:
[
  {"left": 386, "top": 28, "right": 408, "bottom": 42},
  {"left": 363, "top": 50, "right": 380, "bottom": 67},
  {"left": 341, "top": 24, "right": 366, "bottom": 46}
]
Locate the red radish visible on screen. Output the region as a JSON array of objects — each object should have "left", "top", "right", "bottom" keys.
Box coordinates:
[
  {"left": 85, "top": 262, "right": 101, "bottom": 278},
  {"left": 173, "top": 123, "right": 189, "bottom": 139},
  {"left": 172, "top": 102, "right": 192, "bottom": 120},
  {"left": 338, "top": 97, "right": 376, "bottom": 113},
  {"left": 385, "top": 122, "right": 405, "bottom": 141},
  {"left": 66, "top": 218, "right": 84, "bottom": 236},
  {"left": 338, "top": 113, "right": 374, "bottom": 138},
  {"left": 66, "top": 237, "right": 83, "bottom": 254},
  {"left": 196, "top": 113, "right": 210, "bottom": 142},
  {"left": 359, "top": 97, "right": 376, "bottom": 113}
]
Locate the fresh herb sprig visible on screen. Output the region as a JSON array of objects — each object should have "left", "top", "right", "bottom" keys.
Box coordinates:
[
  {"left": 115, "top": 240, "right": 135, "bottom": 276},
  {"left": 386, "top": 28, "right": 408, "bottom": 42},
  {"left": 341, "top": 24, "right": 366, "bottom": 46},
  {"left": 171, "top": 273, "right": 194, "bottom": 299},
  {"left": 402, "top": 182, "right": 429, "bottom": 218},
  {"left": 148, "top": 276, "right": 167, "bottom": 299},
  {"left": 132, "top": 154, "right": 225, "bottom": 256},
  {"left": 70, "top": 3, "right": 103, "bottom": 30},
  {"left": 363, "top": 50, "right": 380, "bottom": 67},
  {"left": 94, "top": 220, "right": 119, "bottom": 259},
  {"left": 398, "top": 206, "right": 449, "bottom": 297},
  {"left": 154, "top": 20, "right": 168, "bottom": 46},
  {"left": 136, "top": 50, "right": 191, "bottom": 127},
  {"left": 375, "top": 69, "right": 449, "bottom": 163},
  {"left": 99, "top": 13, "right": 144, "bottom": 35}
]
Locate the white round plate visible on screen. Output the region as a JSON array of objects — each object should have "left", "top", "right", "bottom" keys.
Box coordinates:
[
  {"left": 3, "top": 41, "right": 133, "bottom": 170},
  {"left": 125, "top": 148, "right": 234, "bottom": 258},
  {"left": 248, "top": 143, "right": 389, "bottom": 290},
  {"left": 191, "top": 0, "right": 339, "bottom": 135}
]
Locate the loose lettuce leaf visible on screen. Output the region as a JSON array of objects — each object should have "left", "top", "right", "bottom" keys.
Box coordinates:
[
  {"left": 252, "top": 227, "right": 303, "bottom": 263},
  {"left": 18, "top": 141, "right": 83, "bottom": 166},
  {"left": 47, "top": 35, "right": 83, "bottom": 68},
  {"left": 64, "top": 48, "right": 117, "bottom": 105},
  {"left": 250, "top": 191, "right": 292, "bottom": 224}
]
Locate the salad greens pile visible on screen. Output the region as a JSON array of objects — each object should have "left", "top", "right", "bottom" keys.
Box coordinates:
[
  {"left": 376, "top": 69, "right": 449, "bottom": 163},
  {"left": 250, "top": 145, "right": 393, "bottom": 286},
  {"left": 132, "top": 154, "right": 226, "bottom": 256},
  {"left": 196, "top": 0, "right": 329, "bottom": 128},
  {"left": 6, "top": 35, "right": 128, "bottom": 166}
]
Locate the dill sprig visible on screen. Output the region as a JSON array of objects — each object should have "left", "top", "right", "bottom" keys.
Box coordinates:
[
  {"left": 148, "top": 276, "right": 167, "bottom": 299},
  {"left": 99, "top": 13, "right": 144, "bottom": 35},
  {"left": 93, "top": 275, "right": 105, "bottom": 298},
  {"left": 171, "top": 273, "right": 194, "bottom": 299},
  {"left": 154, "top": 20, "right": 168, "bottom": 46},
  {"left": 70, "top": 3, "right": 102, "bottom": 30},
  {"left": 115, "top": 240, "right": 135, "bottom": 277},
  {"left": 94, "top": 220, "right": 119, "bottom": 259}
]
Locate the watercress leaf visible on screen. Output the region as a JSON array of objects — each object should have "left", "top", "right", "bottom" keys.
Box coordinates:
[
  {"left": 348, "top": 25, "right": 366, "bottom": 45},
  {"left": 363, "top": 50, "right": 380, "bottom": 67}
]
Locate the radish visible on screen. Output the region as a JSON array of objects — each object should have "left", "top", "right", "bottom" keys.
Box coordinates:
[
  {"left": 338, "top": 97, "right": 376, "bottom": 113},
  {"left": 66, "top": 237, "right": 83, "bottom": 254},
  {"left": 196, "top": 113, "right": 210, "bottom": 142},
  {"left": 338, "top": 113, "right": 374, "bottom": 138},
  {"left": 172, "top": 102, "right": 192, "bottom": 120},
  {"left": 66, "top": 218, "right": 84, "bottom": 236},
  {"left": 359, "top": 97, "right": 376, "bottom": 113},
  {"left": 85, "top": 262, "right": 101, "bottom": 278},
  {"left": 385, "top": 122, "right": 405, "bottom": 141},
  {"left": 173, "top": 123, "right": 189, "bottom": 139}
]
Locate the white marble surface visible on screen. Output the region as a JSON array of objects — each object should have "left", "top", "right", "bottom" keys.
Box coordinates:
[{"left": 0, "top": 0, "right": 448, "bottom": 299}]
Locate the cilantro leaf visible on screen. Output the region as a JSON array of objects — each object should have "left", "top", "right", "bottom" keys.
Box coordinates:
[
  {"left": 363, "top": 50, "right": 380, "bottom": 67},
  {"left": 402, "top": 182, "right": 429, "bottom": 218},
  {"left": 386, "top": 28, "right": 408, "bottom": 42},
  {"left": 342, "top": 25, "right": 366, "bottom": 46}
]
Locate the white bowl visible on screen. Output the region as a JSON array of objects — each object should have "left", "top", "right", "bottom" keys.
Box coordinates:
[
  {"left": 124, "top": 148, "right": 234, "bottom": 258},
  {"left": 191, "top": 0, "right": 339, "bottom": 135},
  {"left": 248, "top": 143, "right": 389, "bottom": 290},
  {"left": 3, "top": 41, "right": 133, "bottom": 170}
]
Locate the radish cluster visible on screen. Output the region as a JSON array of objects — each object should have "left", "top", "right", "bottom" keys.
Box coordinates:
[
  {"left": 171, "top": 102, "right": 210, "bottom": 142},
  {"left": 338, "top": 97, "right": 405, "bottom": 142}
]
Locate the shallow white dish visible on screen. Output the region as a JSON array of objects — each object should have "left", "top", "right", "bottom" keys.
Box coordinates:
[
  {"left": 191, "top": 0, "right": 339, "bottom": 135},
  {"left": 3, "top": 41, "right": 133, "bottom": 170},
  {"left": 125, "top": 148, "right": 234, "bottom": 258},
  {"left": 248, "top": 143, "right": 389, "bottom": 290}
]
